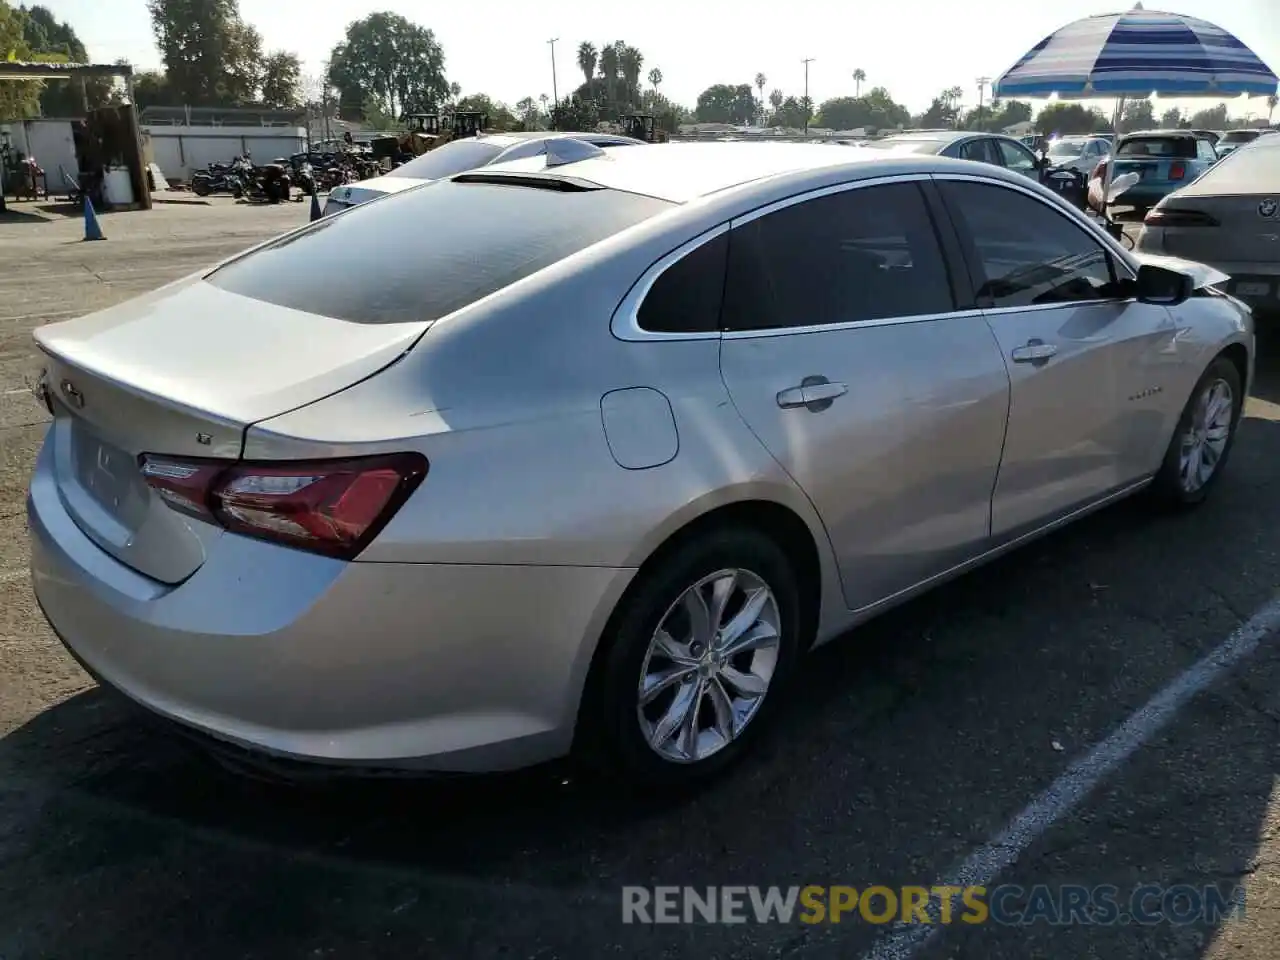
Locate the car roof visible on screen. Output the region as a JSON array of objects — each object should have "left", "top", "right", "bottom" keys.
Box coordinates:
[
  {"left": 1177, "top": 130, "right": 1280, "bottom": 196},
  {"left": 472, "top": 140, "right": 1032, "bottom": 204},
  {"left": 1120, "top": 129, "right": 1199, "bottom": 139},
  {"left": 476, "top": 130, "right": 637, "bottom": 145}
]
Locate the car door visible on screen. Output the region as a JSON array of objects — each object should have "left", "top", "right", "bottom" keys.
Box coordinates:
[
  {"left": 936, "top": 177, "right": 1179, "bottom": 538},
  {"left": 717, "top": 179, "right": 1011, "bottom": 610}
]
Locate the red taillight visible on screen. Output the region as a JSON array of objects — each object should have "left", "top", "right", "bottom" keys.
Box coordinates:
[
  {"left": 1168, "top": 161, "right": 1187, "bottom": 180},
  {"left": 1143, "top": 207, "right": 1219, "bottom": 227},
  {"left": 140, "top": 453, "right": 428, "bottom": 559}
]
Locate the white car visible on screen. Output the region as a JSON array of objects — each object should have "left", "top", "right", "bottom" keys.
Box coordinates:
[
  {"left": 323, "top": 132, "right": 645, "bottom": 213},
  {"left": 1044, "top": 135, "right": 1112, "bottom": 175}
]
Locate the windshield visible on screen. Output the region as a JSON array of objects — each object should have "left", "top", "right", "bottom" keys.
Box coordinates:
[
  {"left": 1048, "top": 140, "right": 1088, "bottom": 157},
  {"left": 1117, "top": 137, "right": 1195, "bottom": 159},
  {"left": 384, "top": 140, "right": 507, "bottom": 180}
]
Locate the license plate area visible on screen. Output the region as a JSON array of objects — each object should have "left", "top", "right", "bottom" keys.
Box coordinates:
[{"left": 70, "top": 422, "right": 144, "bottom": 518}]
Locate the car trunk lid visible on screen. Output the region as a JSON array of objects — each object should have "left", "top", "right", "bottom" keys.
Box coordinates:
[
  {"left": 1150, "top": 194, "right": 1280, "bottom": 265},
  {"left": 34, "top": 280, "right": 431, "bottom": 584}
]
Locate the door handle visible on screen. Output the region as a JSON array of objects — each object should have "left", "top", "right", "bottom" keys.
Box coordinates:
[
  {"left": 777, "top": 377, "right": 849, "bottom": 411},
  {"left": 1010, "top": 339, "right": 1058, "bottom": 364}
]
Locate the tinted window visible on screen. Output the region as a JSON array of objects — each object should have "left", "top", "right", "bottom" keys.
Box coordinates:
[
  {"left": 208, "top": 181, "right": 673, "bottom": 324},
  {"left": 637, "top": 233, "right": 728, "bottom": 333},
  {"left": 721, "top": 183, "right": 954, "bottom": 331},
  {"left": 958, "top": 139, "right": 999, "bottom": 165},
  {"left": 1117, "top": 137, "right": 1196, "bottom": 159},
  {"left": 941, "top": 181, "right": 1118, "bottom": 309},
  {"left": 385, "top": 139, "right": 507, "bottom": 180},
  {"left": 996, "top": 139, "right": 1039, "bottom": 176}
]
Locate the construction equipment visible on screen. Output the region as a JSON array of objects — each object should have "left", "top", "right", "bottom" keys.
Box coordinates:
[{"left": 622, "top": 113, "right": 666, "bottom": 143}]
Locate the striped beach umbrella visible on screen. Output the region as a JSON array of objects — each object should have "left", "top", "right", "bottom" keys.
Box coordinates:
[{"left": 994, "top": 5, "right": 1278, "bottom": 99}]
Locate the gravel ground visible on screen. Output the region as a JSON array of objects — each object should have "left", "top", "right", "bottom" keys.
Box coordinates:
[{"left": 1, "top": 198, "right": 1279, "bottom": 960}]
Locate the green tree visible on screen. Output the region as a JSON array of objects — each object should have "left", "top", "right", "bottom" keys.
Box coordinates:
[
  {"left": 259, "top": 50, "right": 300, "bottom": 108},
  {"left": 327, "top": 12, "right": 449, "bottom": 121},
  {"left": 754, "top": 71, "right": 766, "bottom": 120},
  {"left": 619, "top": 45, "right": 643, "bottom": 105},
  {"left": 770, "top": 95, "right": 810, "bottom": 129},
  {"left": 514, "top": 95, "right": 540, "bottom": 130},
  {"left": 1187, "top": 102, "right": 1228, "bottom": 129},
  {"left": 648, "top": 67, "right": 662, "bottom": 95},
  {"left": 15, "top": 5, "right": 114, "bottom": 114},
  {"left": 549, "top": 93, "right": 597, "bottom": 131},
  {"left": 455, "top": 93, "right": 516, "bottom": 131},
  {"left": 576, "top": 42, "right": 596, "bottom": 86},
  {"left": 815, "top": 87, "right": 909, "bottom": 132},
  {"left": 917, "top": 96, "right": 954, "bottom": 129},
  {"left": 1266, "top": 93, "right": 1276, "bottom": 125},
  {"left": 1122, "top": 97, "right": 1155, "bottom": 130},
  {"left": 598, "top": 41, "right": 620, "bottom": 106},
  {"left": 768, "top": 88, "right": 783, "bottom": 116},
  {"left": 147, "top": 0, "right": 262, "bottom": 105},
  {"left": 1160, "top": 106, "right": 1183, "bottom": 128},
  {"left": 852, "top": 67, "right": 865, "bottom": 97},
  {"left": 695, "top": 82, "right": 755, "bottom": 123},
  {"left": 0, "top": 0, "right": 41, "bottom": 118}
]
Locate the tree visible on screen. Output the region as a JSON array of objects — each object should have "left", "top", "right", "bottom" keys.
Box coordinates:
[
  {"left": 1267, "top": 94, "right": 1277, "bottom": 125},
  {"left": 648, "top": 67, "right": 662, "bottom": 94},
  {"left": 549, "top": 93, "right": 597, "bottom": 131},
  {"left": 129, "top": 68, "right": 174, "bottom": 110},
  {"left": 1160, "top": 106, "right": 1183, "bottom": 128},
  {"left": 515, "top": 95, "right": 539, "bottom": 130},
  {"left": 148, "top": 0, "right": 258, "bottom": 105},
  {"left": 327, "top": 13, "right": 449, "bottom": 121},
  {"left": 576, "top": 42, "right": 596, "bottom": 87},
  {"left": 1036, "top": 101, "right": 1109, "bottom": 135},
  {"left": 0, "top": 0, "right": 42, "bottom": 118},
  {"left": 259, "top": 51, "right": 300, "bottom": 108},
  {"left": 852, "top": 67, "right": 865, "bottom": 97},
  {"left": 814, "top": 87, "right": 910, "bottom": 132},
  {"left": 1122, "top": 97, "right": 1155, "bottom": 130},
  {"left": 768, "top": 89, "right": 783, "bottom": 115},
  {"left": 695, "top": 83, "right": 755, "bottom": 124},
  {"left": 455, "top": 93, "right": 516, "bottom": 131},
  {"left": 598, "top": 41, "right": 620, "bottom": 106},
  {"left": 1188, "top": 102, "right": 1229, "bottom": 130},
  {"left": 754, "top": 71, "right": 766, "bottom": 121},
  {"left": 14, "top": 5, "right": 114, "bottom": 114},
  {"left": 770, "top": 95, "right": 810, "bottom": 129}
]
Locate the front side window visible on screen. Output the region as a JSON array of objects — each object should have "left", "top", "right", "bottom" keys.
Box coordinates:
[
  {"left": 996, "top": 139, "right": 1039, "bottom": 177},
  {"left": 940, "top": 180, "right": 1120, "bottom": 310},
  {"left": 721, "top": 182, "right": 954, "bottom": 332},
  {"left": 958, "top": 139, "right": 999, "bottom": 165}
]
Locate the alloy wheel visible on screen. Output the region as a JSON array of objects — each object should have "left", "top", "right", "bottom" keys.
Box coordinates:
[{"left": 1179, "top": 377, "right": 1234, "bottom": 493}]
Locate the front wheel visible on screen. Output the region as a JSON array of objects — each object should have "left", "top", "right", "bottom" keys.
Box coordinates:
[
  {"left": 577, "top": 527, "right": 803, "bottom": 790},
  {"left": 191, "top": 177, "right": 211, "bottom": 197},
  {"left": 1149, "top": 356, "right": 1243, "bottom": 508}
]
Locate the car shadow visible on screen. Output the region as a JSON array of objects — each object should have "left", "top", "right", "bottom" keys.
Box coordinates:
[
  {"left": 0, "top": 206, "right": 52, "bottom": 225},
  {"left": 3, "top": 394, "right": 1280, "bottom": 958}
]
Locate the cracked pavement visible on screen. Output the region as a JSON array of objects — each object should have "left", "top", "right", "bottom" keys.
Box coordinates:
[{"left": 1, "top": 199, "right": 1280, "bottom": 959}]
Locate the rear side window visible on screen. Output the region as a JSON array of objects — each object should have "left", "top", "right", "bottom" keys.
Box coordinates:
[
  {"left": 208, "top": 181, "right": 673, "bottom": 324},
  {"left": 721, "top": 182, "right": 954, "bottom": 331},
  {"left": 637, "top": 233, "right": 728, "bottom": 333},
  {"left": 1117, "top": 137, "right": 1195, "bottom": 159}
]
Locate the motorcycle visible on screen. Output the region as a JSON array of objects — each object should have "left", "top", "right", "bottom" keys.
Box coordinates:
[{"left": 190, "top": 155, "right": 255, "bottom": 198}]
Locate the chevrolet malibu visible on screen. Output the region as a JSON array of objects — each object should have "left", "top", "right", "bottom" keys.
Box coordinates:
[{"left": 29, "top": 141, "right": 1254, "bottom": 788}]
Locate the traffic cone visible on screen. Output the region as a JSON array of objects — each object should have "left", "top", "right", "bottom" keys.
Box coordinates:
[
  {"left": 309, "top": 190, "right": 322, "bottom": 222},
  {"left": 82, "top": 196, "right": 104, "bottom": 241}
]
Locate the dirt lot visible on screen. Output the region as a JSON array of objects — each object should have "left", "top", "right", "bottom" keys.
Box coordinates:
[{"left": 2, "top": 200, "right": 1280, "bottom": 960}]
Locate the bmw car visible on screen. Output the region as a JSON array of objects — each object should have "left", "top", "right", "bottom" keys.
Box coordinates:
[{"left": 30, "top": 140, "right": 1253, "bottom": 788}]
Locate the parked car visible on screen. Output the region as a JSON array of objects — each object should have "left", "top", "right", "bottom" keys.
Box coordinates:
[
  {"left": 863, "top": 130, "right": 1047, "bottom": 181},
  {"left": 29, "top": 142, "right": 1253, "bottom": 788},
  {"left": 1215, "top": 128, "right": 1277, "bottom": 158},
  {"left": 1089, "top": 130, "right": 1220, "bottom": 216},
  {"left": 1043, "top": 135, "right": 1113, "bottom": 175},
  {"left": 322, "top": 131, "right": 644, "bottom": 214},
  {"left": 1136, "top": 130, "right": 1280, "bottom": 316}
]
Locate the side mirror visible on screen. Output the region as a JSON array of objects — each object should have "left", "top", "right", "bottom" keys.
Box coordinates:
[{"left": 1135, "top": 263, "right": 1194, "bottom": 306}]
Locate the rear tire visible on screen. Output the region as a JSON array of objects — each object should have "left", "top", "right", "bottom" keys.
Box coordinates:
[
  {"left": 191, "top": 178, "right": 211, "bottom": 197},
  {"left": 1148, "top": 356, "right": 1243, "bottom": 509},
  {"left": 576, "top": 526, "right": 803, "bottom": 791}
]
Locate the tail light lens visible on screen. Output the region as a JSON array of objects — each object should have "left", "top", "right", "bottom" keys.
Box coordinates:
[
  {"left": 1143, "top": 207, "right": 1219, "bottom": 227},
  {"left": 1168, "top": 161, "right": 1187, "bottom": 180},
  {"left": 140, "top": 453, "right": 428, "bottom": 559}
]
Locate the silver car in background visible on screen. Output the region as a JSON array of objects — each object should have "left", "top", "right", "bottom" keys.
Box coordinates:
[
  {"left": 1137, "top": 131, "right": 1280, "bottom": 316},
  {"left": 29, "top": 141, "right": 1253, "bottom": 789},
  {"left": 322, "top": 131, "right": 644, "bottom": 213},
  {"left": 1043, "top": 135, "right": 1113, "bottom": 175}
]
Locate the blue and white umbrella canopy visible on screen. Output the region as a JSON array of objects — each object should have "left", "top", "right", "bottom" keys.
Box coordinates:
[{"left": 994, "top": 6, "right": 1279, "bottom": 98}]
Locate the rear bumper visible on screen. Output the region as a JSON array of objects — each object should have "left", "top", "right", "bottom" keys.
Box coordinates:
[{"left": 28, "top": 436, "right": 634, "bottom": 773}]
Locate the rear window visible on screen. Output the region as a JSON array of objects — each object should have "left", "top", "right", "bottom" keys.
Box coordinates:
[
  {"left": 1221, "top": 131, "right": 1258, "bottom": 144},
  {"left": 207, "top": 180, "right": 673, "bottom": 324},
  {"left": 385, "top": 139, "right": 507, "bottom": 180},
  {"left": 1048, "top": 139, "right": 1088, "bottom": 156},
  {"left": 1117, "top": 137, "right": 1196, "bottom": 159}
]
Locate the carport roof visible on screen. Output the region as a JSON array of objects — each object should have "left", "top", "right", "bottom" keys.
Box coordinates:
[{"left": 0, "top": 61, "right": 133, "bottom": 81}]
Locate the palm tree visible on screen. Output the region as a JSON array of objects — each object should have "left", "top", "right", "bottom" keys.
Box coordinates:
[
  {"left": 599, "top": 42, "right": 621, "bottom": 107},
  {"left": 754, "top": 72, "right": 767, "bottom": 124},
  {"left": 648, "top": 68, "right": 663, "bottom": 95},
  {"left": 769, "top": 88, "right": 784, "bottom": 113},
  {"left": 1269, "top": 94, "right": 1278, "bottom": 125},
  {"left": 577, "top": 42, "right": 597, "bottom": 87},
  {"left": 620, "top": 45, "right": 644, "bottom": 106},
  {"left": 539, "top": 92, "right": 549, "bottom": 115},
  {"left": 853, "top": 68, "right": 866, "bottom": 97}
]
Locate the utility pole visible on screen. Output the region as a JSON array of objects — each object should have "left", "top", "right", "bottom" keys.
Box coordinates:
[
  {"left": 802, "top": 58, "right": 815, "bottom": 137},
  {"left": 975, "top": 76, "right": 991, "bottom": 128},
  {"left": 548, "top": 38, "right": 560, "bottom": 109}
]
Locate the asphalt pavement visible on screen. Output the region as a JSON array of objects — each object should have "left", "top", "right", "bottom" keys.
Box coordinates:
[{"left": 1, "top": 198, "right": 1279, "bottom": 960}]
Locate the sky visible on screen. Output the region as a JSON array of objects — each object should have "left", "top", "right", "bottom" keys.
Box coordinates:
[{"left": 31, "top": 0, "right": 1280, "bottom": 119}]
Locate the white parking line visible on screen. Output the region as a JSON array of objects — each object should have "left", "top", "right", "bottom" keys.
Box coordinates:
[{"left": 857, "top": 593, "right": 1280, "bottom": 960}]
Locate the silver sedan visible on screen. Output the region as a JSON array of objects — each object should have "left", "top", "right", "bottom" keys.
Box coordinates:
[{"left": 28, "top": 141, "right": 1254, "bottom": 788}]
